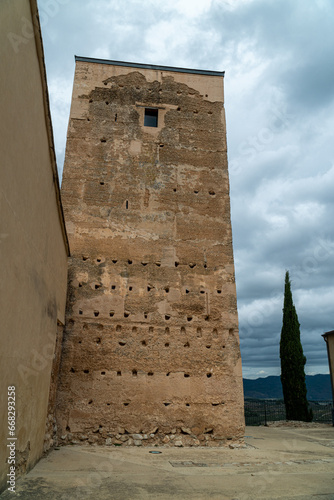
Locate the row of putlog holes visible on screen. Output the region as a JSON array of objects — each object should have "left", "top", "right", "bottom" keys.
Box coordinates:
[
  {"left": 78, "top": 338, "right": 225, "bottom": 349},
  {"left": 98, "top": 183, "right": 216, "bottom": 197},
  {"left": 79, "top": 309, "right": 214, "bottom": 322},
  {"left": 80, "top": 282, "right": 222, "bottom": 295},
  {"left": 82, "top": 256, "right": 212, "bottom": 270},
  {"left": 71, "top": 369, "right": 216, "bottom": 378},
  {"left": 85, "top": 401, "right": 222, "bottom": 408}
]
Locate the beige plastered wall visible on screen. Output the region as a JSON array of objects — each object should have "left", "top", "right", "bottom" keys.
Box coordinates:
[
  {"left": 0, "top": 0, "right": 69, "bottom": 492},
  {"left": 324, "top": 333, "right": 334, "bottom": 402}
]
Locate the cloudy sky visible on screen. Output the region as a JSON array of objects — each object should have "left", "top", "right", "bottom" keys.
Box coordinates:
[{"left": 38, "top": 0, "right": 334, "bottom": 379}]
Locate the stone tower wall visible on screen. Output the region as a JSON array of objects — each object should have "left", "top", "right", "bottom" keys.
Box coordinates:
[{"left": 57, "top": 58, "right": 244, "bottom": 447}]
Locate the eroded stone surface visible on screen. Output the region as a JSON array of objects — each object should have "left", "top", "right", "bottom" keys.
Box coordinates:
[{"left": 57, "top": 60, "right": 244, "bottom": 447}]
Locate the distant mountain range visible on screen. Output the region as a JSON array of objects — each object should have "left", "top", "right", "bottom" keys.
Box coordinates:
[{"left": 243, "top": 374, "right": 332, "bottom": 400}]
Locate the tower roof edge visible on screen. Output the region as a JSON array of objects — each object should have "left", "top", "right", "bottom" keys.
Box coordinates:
[{"left": 74, "top": 55, "right": 225, "bottom": 77}]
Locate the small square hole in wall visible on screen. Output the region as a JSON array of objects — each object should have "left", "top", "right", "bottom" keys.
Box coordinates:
[{"left": 144, "top": 108, "right": 158, "bottom": 127}]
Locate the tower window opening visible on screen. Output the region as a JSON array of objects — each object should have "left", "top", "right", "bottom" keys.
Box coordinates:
[{"left": 144, "top": 108, "right": 158, "bottom": 127}]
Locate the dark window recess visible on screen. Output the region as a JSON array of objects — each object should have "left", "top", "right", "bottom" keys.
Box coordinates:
[{"left": 144, "top": 108, "right": 158, "bottom": 127}]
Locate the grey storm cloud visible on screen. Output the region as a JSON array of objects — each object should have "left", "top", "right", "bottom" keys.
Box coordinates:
[{"left": 39, "top": 0, "right": 334, "bottom": 379}]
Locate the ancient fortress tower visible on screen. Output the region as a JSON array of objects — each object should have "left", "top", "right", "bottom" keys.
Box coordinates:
[{"left": 57, "top": 57, "right": 244, "bottom": 446}]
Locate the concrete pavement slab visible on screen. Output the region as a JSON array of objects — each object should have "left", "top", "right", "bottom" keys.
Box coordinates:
[{"left": 1, "top": 425, "right": 334, "bottom": 499}]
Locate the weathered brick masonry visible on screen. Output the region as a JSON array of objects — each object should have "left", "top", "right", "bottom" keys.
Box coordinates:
[{"left": 57, "top": 57, "right": 244, "bottom": 447}]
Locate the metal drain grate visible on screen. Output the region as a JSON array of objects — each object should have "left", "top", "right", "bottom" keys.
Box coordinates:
[{"left": 170, "top": 461, "right": 210, "bottom": 467}]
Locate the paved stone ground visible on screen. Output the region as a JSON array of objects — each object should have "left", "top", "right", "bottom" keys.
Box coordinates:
[{"left": 1, "top": 425, "right": 334, "bottom": 499}]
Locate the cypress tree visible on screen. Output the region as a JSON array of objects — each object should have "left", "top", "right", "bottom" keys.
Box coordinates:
[{"left": 280, "top": 271, "right": 312, "bottom": 421}]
